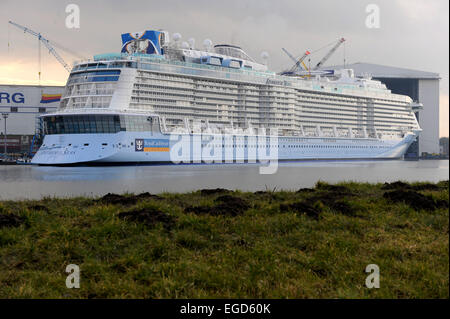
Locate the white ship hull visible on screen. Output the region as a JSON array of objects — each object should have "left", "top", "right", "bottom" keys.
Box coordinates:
[
  {"left": 30, "top": 29, "right": 423, "bottom": 165},
  {"left": 31, "top": 131, "right": 417, "bottom": 165}
]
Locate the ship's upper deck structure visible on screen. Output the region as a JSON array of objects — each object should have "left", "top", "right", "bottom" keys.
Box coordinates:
[{"left": 56, "top": 29, "right": 420, "bottom": 139}]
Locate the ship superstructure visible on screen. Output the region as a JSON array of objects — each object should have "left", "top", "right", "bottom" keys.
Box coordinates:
[{"left": 31, "top": 29, "right": 421, "bottom": 165}]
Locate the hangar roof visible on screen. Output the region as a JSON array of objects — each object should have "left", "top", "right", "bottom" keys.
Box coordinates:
[{"left": 322, "top": 62, "right": 440, "bottom": 79}]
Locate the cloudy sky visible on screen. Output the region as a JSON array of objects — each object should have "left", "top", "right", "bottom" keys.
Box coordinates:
[{"left": 0, "top": 0, "right": 448, "bottom": 136}]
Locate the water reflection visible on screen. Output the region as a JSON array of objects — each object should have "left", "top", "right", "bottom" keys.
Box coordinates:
[{"left": 0, "top": 160, "right": 448, "bottom": 200}]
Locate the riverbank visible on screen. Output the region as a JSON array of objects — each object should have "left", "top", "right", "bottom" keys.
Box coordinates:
[{"left": 0, "top": 181, "right": 448, "bottom": 298}]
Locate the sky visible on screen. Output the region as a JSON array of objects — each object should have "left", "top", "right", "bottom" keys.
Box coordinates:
[{"left": 0, "top": 0, "right": 448, "bottom": 137}]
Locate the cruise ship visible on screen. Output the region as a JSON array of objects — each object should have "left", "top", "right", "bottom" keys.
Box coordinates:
[{"left": 31, "top": 30, "right": 422, "bottom": 165}]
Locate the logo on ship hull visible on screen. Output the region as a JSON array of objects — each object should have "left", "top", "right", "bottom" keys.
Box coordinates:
[
  {"left": 135, "top": 139, "right": 170, "bottom": 152},
  {"left": 135, "top": 139, "right": 144, "bottom": 152}
]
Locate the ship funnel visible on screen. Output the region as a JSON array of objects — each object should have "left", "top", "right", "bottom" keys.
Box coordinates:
[{"left": 121, "top": 30, "right": 166, "bottom": 55}]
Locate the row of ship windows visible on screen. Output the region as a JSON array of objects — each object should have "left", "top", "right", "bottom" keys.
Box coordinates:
[
  {"left": 296, "top": 90, "right": 408, "bottom": 105},
  {"left": 65, "top": 83, "right": 116, "bottom": 96},
  {"left": 130, "top": 95, "right": 409, "bottom": 117},
  {"left": 196, "top": 144, "right": 385, "bottom": 149},
  {"left": 62, "top": 97, "right": 112, "bottom": 109},
  {"left": 298, "top": 118, "right": 413, "bottom": 127},
  {"left": 131, "top": 98, "right": 294, "bottom": 108},
  {"left": 299, "top": 110, "right": 414, "bottom": 121},
  {"left": 128, "top": 102, "right": 410, "bottom": 125},
  {"left": 137, "top": 69, "right": 408, "bottom": 105},
  {"left": 133, "top": 83, "right": 406, "bottom": 107},
  {"left": 132, "top": 91, "right": 296, "bottom": 103},
  {"left": 43, "top": 115, "right": 159, "bottom": 135},
  {"left": 127, "top": 105, "right": 411, "bottom": 131},
  {"left": 299, "top": 103, "right": 412, "bottom": 115},
  {"left": 139, "top": 72, "right": 260, "bottom": 91},
  {"left": 131, "top": 104, "right": 293, "bottom": 116},
  {"left": 300, "top": 99, "right": 410, "bottom": 112},
  {"left": 132, "top": 84, "right": 409, "bottom": 110},
  {"left": 136, "top": 83, "right": 296, "bottom": 98},
  {"left": 137, "top": 74, "right": 408, "bottom": 105},
  {"left": 148, "top": 107, "right": 294, "bottom": 119},
  {"left": 298, "top": 116, "right": 415, "bottom": 126},
  {"left": 138, "top": 73, "right": 345, "bottom": 99}
]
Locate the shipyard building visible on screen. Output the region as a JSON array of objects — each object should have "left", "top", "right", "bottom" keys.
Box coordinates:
[
  {"left": 0, "top": 85, "right": 64, "bottom": 154},
  {"left": 323, "top": 63, "right": 440, "bottom": 157}
]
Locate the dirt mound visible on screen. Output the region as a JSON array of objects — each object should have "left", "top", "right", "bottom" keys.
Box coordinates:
[
  {"left": 411, "top": 183, "right": 441, "bottom": 191},
  {"left": 253, "top": 191, "right": 278, "bottom": 201},
  {"left": 28, "top": 204, "right": 49, "bottom": 212},
  {"left": 280, "top": 201, "right": 321, "bottom": 220},
  {"left": 437, "top": 180, "right": 449, "bottom": 189},
  {"left": 316, "top": 183, "right": 350, "bottom": 193},
  {"left": 214, "top": 195, "right": 246, "bottom": 205},
  {"left": 327, "top": 199, "right": 358, "bottom": 216},
  {"left": 381, "top": 181, "right": 412, "bottom": 190},
  {"left": 98, "top": 193, "right": 137, "bottom": 205},
  {"left": 185, "top": 195, "right": 250, "bottom": 217},
  {"left": 296, "top": 188, "right": 316, "bottom": 193},
  {"left": 254, "top": 190, "right": 271, "bottom": 195},
  {"left": 0, "top": 213, "right": 25, "bottom": 228},
  {"left": 383, "top": 190, "right": 444, "bottom": 211},
  {"left": 312, "top": 190, "right": 359, "bottom": 216},
  {"left": 382, "top": 181, "right": 442, "bottom": 191},
  {"left": 97, "top": 192, "right": 162, "bottom": 205},
  {"left": 118, "top": 207, "right": 175, "bottom": 230},
  {"left": 135, "top": 192, "right": 163, "bottom": 200},
  {"left": 200, "top": 188, "right": 230, "bottom": 195}
]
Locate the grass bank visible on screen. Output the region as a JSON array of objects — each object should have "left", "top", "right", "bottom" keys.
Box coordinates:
[{"left": 0, "top": 181, "right": 448, "bottom": 298}]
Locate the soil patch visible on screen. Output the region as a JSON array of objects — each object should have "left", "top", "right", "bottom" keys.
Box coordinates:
[
  {"left": 316, "top": 183, "right": 351, "bottom": 193},
  {"left": 411, "top": 183, "right": 441, "bottom": 191},
  {"left": 381, "top": 181, "right": 412, "bottom": 190},
  {"left": 296, "top": 188, "right": 316, "bottom": 193},
  {"left": 279, "top": 201, "right": 321, "bottom": 220},
  {"left": 28, "top": 205, "right": 50, "bottom": 212},
  {"left": 118, "top": 207, "right": 175, "bottom": 230},
  {"left": 185, "top": 195, "right": 250, "bottom": 217},
  {"left": 0, "top": 213, "right": 25, "bottom": 228},
  {"left": 309, "top": 191, "right": 359, "bottom": 216},
  {"left": 382, "top": 181, "right": 441, "bottom": 191},
  {"left": 383, "top": 190, "right": 445, "bottom": 210},
  {"left": 200, "top": 188, "right": 231, "bottom": 196},
  {"left": 97, "top": 192, "right": 162, "bottom": 205}
]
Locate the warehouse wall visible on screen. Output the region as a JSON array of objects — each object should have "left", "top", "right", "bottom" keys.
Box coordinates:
[
  {"left": 0, "top": 85, "right": 63, "bottom": 135},
  {"left": 418, "top": 79, "right": 440, "bottom": 154}
]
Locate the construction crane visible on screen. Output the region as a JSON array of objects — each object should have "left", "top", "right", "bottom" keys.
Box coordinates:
[
  {"left": 313, "top": 37, "right": 345, "bottom": 70},
  {"left": 282, "top": 48, "right": 310, "bottom": 73},
  {"left": 8, "top": 20, "right": 80, "bottom": 78}
]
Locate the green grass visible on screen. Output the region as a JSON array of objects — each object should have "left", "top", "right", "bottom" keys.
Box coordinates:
[{"left": 0, "top": 181, "right": 448, "bottom": 298}]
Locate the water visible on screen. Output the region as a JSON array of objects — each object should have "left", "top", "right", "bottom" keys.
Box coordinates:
[{"left": 0, "top": 160, "right": 448, "bottom": 200}]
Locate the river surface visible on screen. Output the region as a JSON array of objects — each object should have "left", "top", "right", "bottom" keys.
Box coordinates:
[{"left": 0, "top": 160, "right": 448, "bottom": 200}]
